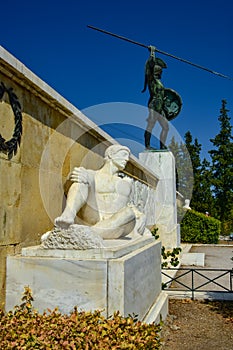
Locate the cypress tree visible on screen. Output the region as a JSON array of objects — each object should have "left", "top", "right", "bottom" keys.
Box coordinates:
[
  {"left": 198, "top": 158, "right": 215, "bottom": 215},
  {"left": 209, "top": 100, "right": 233, "bottom": 233},
  {"left": 184, "top": 131, "right": 203, "bottom": 210}
]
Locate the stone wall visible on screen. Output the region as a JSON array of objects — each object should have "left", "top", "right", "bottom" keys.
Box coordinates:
[{"left": 0, "top": 46, "right": 159, "bottom": 306}]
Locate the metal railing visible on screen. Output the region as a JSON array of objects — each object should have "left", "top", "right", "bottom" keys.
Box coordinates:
[{"left": 162, "top": 268, "right": 233, "bottom": 300}]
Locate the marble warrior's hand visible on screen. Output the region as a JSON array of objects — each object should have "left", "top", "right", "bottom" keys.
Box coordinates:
[{"left": 69, "top": 167, "right": 90, "bottom": 185}]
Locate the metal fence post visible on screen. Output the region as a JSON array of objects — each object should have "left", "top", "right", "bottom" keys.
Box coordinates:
[
  {"left": 230, "top": 269, "right": 233, "bottom": 291},
  {"left": 192, "top": 269, "right": 194, "bottom": 300}
]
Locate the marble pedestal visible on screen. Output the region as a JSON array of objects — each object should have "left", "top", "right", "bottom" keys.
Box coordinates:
[
  {"left": 6, "top": 236, "right": 168, "bottom": 323},
  {"left": 139, "top": 151, "right": 180, "bottom": 249}
]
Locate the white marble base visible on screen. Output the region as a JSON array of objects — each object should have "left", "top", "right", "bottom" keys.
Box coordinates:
[
  {"left": 6, "top": 239, "right": 167, "bottom": 323},
  {"left": 21, "top": 235, "right": 155, "bottom": 259},
  {"left": 143, "top": 291, "right": 168, "bottom": 324},
  {"left": 139, "top": 151, "right": 180, "bottom": 249}
]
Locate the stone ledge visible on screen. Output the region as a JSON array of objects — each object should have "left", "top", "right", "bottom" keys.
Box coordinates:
[
  {"left": 166, "top": 291, "right": 233, "bottom": 301},
  {"left": 143, "top": 291, "right": 168, "bottom": 324},
  {"left": 21, "top": 235, "right": 155, "bottom": 259}
]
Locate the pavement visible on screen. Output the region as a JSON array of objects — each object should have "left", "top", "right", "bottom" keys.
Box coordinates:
[
  {"left": 190, "top": 244, "right": 233, "bottom": 269},
  {"left": 163, "top": 243, "right": 233, "bottom": 300}
]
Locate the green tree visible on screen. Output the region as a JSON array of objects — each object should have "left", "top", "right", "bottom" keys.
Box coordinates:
[
  {"left": 184, "top": 131, "right": 203, "bottom": 210},
  {"left": 198, "top": 158, "right": 215, "bottom": 215},
  {"left": 209, "top": 100, "right": 233, "bottom": 233},
  {"left": 183, "top": 131, "right": 216, "bottom": 215}
]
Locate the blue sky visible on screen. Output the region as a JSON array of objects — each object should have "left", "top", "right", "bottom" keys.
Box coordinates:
[{"left": 1, "top": 0, "right": 233, "bottom": 160}]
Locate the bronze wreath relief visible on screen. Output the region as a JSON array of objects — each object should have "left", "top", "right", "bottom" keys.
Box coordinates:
[{"left": 0, "top": 82, "right": 22, "bottom": 159}]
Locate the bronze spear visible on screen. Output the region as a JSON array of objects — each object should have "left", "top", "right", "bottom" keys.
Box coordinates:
[{"left": 87, "top": 25, "right": 233, "bottom": 81}]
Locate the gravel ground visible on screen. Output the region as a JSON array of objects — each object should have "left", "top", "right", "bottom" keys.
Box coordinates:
[{"left": 160, "top": 299, "right": 233, "bottom": 350}]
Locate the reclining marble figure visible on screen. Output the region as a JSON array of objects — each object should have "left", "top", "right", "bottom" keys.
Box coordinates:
[{"left": 54, "top": 145, "right": 148, "bottom": 240}]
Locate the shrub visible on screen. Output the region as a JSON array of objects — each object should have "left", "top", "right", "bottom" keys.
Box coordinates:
[
  {"left": 0, "top": 287, "right": 161, "bottom": 349},
  {"left": 180, "top": 210, "right": 221, "bottom": 244}
]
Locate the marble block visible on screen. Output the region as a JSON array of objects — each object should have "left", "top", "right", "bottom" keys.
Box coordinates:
[
  {"left": 108, "top": 241, "right": 162, "bottom": 319},
  {"left": 6, "top": 240, "right": 167, "bottom": 323},
  {"left": 181, "top": 253, "right": 205, "bottom": 267},
  {"left": 139, "top": 151, "right": 180, "bottom": 249},
  {"left": 6, "top": 257, "right": 107, "bottom": 314}
]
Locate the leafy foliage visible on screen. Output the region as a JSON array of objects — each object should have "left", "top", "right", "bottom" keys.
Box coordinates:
[
  {"left": 180, "top": 209, "right": 221, "bottom": 244},
  {"left": 161, "top": 246, "right": 182, "bottom": 268},
  {"left": 171, "top": 100, "right": 232, "bottom": 235},
  {"left": 150, "top": 227, "right": 182, "bottom": 268},
  {"left": 209, "top": 99, "right": 233, "bottom": 233},
  {"left": 184, "top": 132, "right": 215, "bottom": 214},
  {"left": 151, "top": 226, "right": 160, "bottom": 240},
  {"left": 198, "top": 158, "right": 216, "bottom": 215},
  {"left": 0, "top": 287, "right": 161, "bottom": 349}
]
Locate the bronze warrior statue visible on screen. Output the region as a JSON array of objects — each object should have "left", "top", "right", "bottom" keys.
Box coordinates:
[{"left": 142, "top": 46, "right": 182, "bottom": 150}]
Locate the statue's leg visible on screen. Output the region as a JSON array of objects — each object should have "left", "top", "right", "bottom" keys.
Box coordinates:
[
  {"left": 159, "top": 115, "right": 169, "bottom": 149},
  {"left": 144, "top": 110, "right": 157, "bottom": 149},
  {"left": 54, "top": 182, "right": 88, "bottom": 229},
  {"left": 92, "top": 206, "right": 136, "bottom": 239},
  {"left": 144, "top": 130, "right": 151, "bottom": 148}
]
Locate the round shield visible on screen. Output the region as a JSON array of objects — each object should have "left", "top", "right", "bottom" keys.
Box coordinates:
[{"left": 163, "top": 88, "right": 182, "bottom": 121}]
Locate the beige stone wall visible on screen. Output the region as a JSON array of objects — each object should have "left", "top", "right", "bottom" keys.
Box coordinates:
[{"left": 0, "top": 46, "right": 158, "bottom": 307}]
